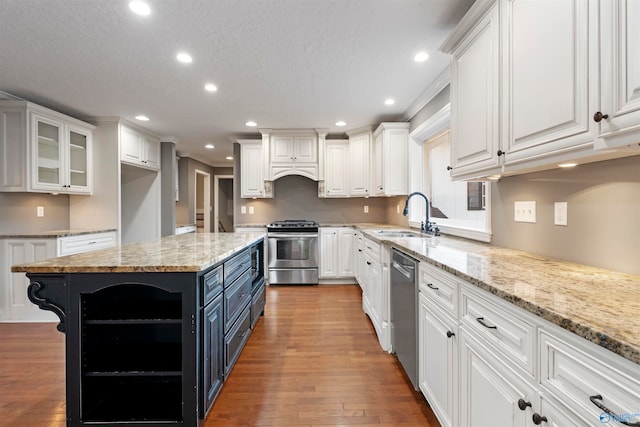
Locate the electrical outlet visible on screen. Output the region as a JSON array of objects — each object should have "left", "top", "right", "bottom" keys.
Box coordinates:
[
  {"left": 364, "top": 205, "right": 369, "bottom": 213},
  {"left": 396, "top": 204, "right": 400, "bottom": 214},
  {"left": 249, "top": 206, "right": 255, "bottom": 215},
  {"left": 554, "top": 202, "right": 568, "bottom": 226},
  {"left": 514, "top": 201, "right": 536, "bottom": 223},
  {"left": 36, "top": 206, "right": 44, "bottom": 217},
  {"left": 241, "top": 206, "right": 246, "bottom": 214}
]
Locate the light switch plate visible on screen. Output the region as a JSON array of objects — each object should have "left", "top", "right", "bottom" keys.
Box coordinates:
[
  {"left": 241, "top": 206, "right": 246, "bottom": 214},
  {"left": 36, "top": 206, "right": 44, "bottom": 217},
  {"left": 248, "top": 206, "right": 255, "bottom": 214},
  {"left": 364, "top": 205, "right": 369, "bottom": 213},
  {"left": 514, "top": 201, "right": 536, "bottom": 223},
  {"left": 554, "top": 202, "right": 568, "bottom": 226}
]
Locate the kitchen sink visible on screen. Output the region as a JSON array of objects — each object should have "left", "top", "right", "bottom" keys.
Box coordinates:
[{"left": 376, "top": 230, "right": 428, "bottom": 238}]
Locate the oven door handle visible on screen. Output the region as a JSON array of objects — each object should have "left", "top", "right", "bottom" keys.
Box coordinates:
[{"left": 268, "top": 233, "right": 318, "bottom": 239}]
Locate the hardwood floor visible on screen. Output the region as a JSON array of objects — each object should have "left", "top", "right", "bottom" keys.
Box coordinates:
[{"left": 0, "top": 284, "right": 439, "bottom": 426}]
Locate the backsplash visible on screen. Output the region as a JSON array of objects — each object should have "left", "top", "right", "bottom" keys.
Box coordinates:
[
  {"left": 235, "top": 175, "right": 404, "bottom": 225},
  {"left": 0, "top": 193, "right": 70, "bottom": 233},
  {"left": 491, "top": 155, "right": 640, "bottom": 275}
]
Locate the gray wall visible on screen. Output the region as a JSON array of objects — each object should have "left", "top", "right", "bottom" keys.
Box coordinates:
[
  {"left": 491, "top": 155, "right": 640, "bottom": 275},
  {"left": 0, "top": 193, "right": 70, "bottom": 233}
]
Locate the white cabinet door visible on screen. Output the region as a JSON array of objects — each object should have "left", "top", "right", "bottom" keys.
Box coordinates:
[
  {"left": 337, "top": 229, "right": 354, "bottom": 277},
  {"left": 0, "top": 238, "right": 57, "bottom": 322},
  {"left": 348, "top": 132, "right": 371, "bottom": 196},
  {"left": 447, "top": 2, "right": 501, "bottom": 180},
  {"left": 143, "top": 136, "right": 160, "bottom": 170},
  {"left": 294, "top": 136, "right": 317, "bottom": 162},
  {"left": 372, "top": 123, "right": 409, "bottom": 196},
  {"left": 120, "top": 125, "right": 160, "bottom": 170},
  {"left": 240, "top": 141, "right": 271, "bottom": 198},
  {"left": 319, "top": 228, "right": 338, "bottom": 278},
  {"left": 270, "top": 135, "right": 294, "bottom": 163},
  {"left": 419, "top": 295, "right": 457, "bottom": 427},
  {"left": 459, "top": 330, "right": 536, "bottom": 427},
  {"left": 31, "top": 113, "right": 64, "bottom": 192},
  {"left": 120, "top": 125, "right": 143, "bottom": 164},
  {"left": 324, "top": 141, "right": 348, "bottom": 197},
  {"left": 596, "top": 0, "right": 640, "bottom": 149},
  {"left": 66, "top": 124, "right": 91, "bottom": 192},
  {"left": 503, "top": 0, "right": 592, "bottom": 165}
]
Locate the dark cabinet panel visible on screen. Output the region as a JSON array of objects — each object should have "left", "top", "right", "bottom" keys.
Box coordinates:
[{"left": 201, "top": 293, "right": 223, "bottom": 417}]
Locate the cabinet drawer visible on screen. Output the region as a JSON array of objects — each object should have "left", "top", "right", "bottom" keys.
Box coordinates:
[
  {"left": 250, "top": 282, "right": 266, "bottom": 328},
  {"left": 224, "top": 249, "right": 251, "bottom": 287},
  {"left": 363, "top": 237, "right": 380, "bottom": 261},
  {"left": 540, "top": 330, "right": 640, "bottom": 425},
  {"left": 460, "top": 284, "right": 536, "bottom": 378},
  {"left": 202, "top": 265, "right": 223, "bottom": 306},
  {"left": 223, "top": 270, "right": 251, "bottom": 332},
  {"left": 419, "top": 262, "right": 459, "bottom": 316},
  {"left": 224, "top": 306, "right": 251, "bottom": 376},
  {"left": 58, "top": 232, "right": 116, "bottom": 256}
]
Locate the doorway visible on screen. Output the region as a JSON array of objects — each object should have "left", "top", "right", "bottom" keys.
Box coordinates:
[
  {"left": 194, "top": 169, "right": 211, "bottom": 233},
  {"left": 214, "top": 175, "right": 234, "bottom": 232}
]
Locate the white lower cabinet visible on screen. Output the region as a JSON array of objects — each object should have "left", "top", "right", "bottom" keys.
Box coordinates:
[
  {"left": 358, "top": 235, "right": 390, "bottom": 351},
  {"left": 459, "top": 329, "right": 537, "bottom": 427},
  {"left": 419, "top": 294, "right": 458, "bottom": 427},
  {"left": 417, "top": 261, "right": 640, "bottom": 427},
  {"left": 319, "top": 228, "right": 354, "bottom": 279},
  {"left": 0, "top": 232, "right": 116, "bottom": 322}
]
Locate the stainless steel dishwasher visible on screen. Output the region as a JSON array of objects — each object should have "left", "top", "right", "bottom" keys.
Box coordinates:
[{"left": 390, "top": 248, "right": 419, "bottom": 390}]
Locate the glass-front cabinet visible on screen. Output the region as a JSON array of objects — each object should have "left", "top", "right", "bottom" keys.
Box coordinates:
[
  {"left": 32, "top": 113, "right": 91, "bottom": 194},
  {"left": 0, "top": 101, "right": 94, "bottom": 194}
]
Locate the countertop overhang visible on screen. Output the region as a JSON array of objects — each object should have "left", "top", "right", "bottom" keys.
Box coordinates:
[{"left": 11, "top": 232, "right": 265, "bottom": 273}]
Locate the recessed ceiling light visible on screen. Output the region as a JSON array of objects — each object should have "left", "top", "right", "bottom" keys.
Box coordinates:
[
  {"left": 226, "top": 156, "right": 234, "bottom": 160},
  {"left": 205, "top": 144, "right": 214, "bottom": 149},
  {"left": 135, "top": 115, "right": 149, "bottom": 121},
  {"left": 245, "top": 121, "right": 257, "bottom": 127},
  {"left": 335, "top": 121, "right": 347, "bottom": 127},
  {"left": 385, "top": 99, "right": 395, "bottom": 106},
  {"left": 558, "top": 162, "right": 578, "bottom": 168},
  {"left": 414, "top": 51, "right": 429, "bottom": 62},
  {"left": 176, "top": 52, "right": 193, "bottom": 64},
  {"left": 129, "top": 1, "right": 150, "bottom": 16},
  {"left": 204, "top": 83, "right": 217, "bottom": 92}
]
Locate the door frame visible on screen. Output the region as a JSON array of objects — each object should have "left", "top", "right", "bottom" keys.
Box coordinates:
[
  {"left": 214, "top": 175, "right": 233, "bottom": 233},
  {"left": 194, "top": 169, "right": 211, "bottom": 233}
]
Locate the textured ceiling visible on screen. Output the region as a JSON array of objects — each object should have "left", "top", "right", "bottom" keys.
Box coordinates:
[{"left": 0, "top": 0, "right": 473, "bottom": 165}]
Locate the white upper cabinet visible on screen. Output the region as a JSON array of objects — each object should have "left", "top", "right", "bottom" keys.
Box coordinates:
[
  {"left": 262, "top": 130, "right": 319, "bottom": 181},
  {"left": 321, "top": 140, "right": 349, "bottom": 197},
  {"left": 0, "top": 101, "right": 94, "bottom": 194},
  {"left": 120, "top": 124, "right": 160, "bottom": 171},
  {"left": 442, "top": 0, "right": 639, "bottom": 181},
  {"left": 595, "top": 0, "right": 640, "bottom": 150},
  {"left": 347, "top": 130, "right": 371, "bottom": 196},
  {"left": 238, "top": 140, "right": 273, "bottom": 199},
  {"left": 502, "top": 0, "right": 593, "bottom": 165},
  {"left": 372, "top": 122, "right": 409, "bottom": 196},
  {"left": 444, "top": 1, "right": 501, "bottom": 180}
]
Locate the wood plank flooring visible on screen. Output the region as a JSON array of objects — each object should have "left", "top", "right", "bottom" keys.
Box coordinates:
[{"left": 0, "top": 284, "right": 439, "bottom": 426}]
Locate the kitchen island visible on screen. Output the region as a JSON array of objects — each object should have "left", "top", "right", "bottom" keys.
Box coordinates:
[{"left": 12, "top": 232, "right": 266, "bottom": 427}]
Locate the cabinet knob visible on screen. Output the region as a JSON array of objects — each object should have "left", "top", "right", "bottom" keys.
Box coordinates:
[
  {"left": 593, "top": 112, "right": 609, "bottom": 122},
  {"left": 497, "top": 150, "right": 505, "bottom": 156},
  {"left": 532, "top": 413, "right": 548, "bottom": 425},
  {"left": 447, "top": 166, "right": 453, "bottom": 171},
  {"left": 446, "top": 331, "right": 455, "bottom": 338},
  {"left": 518, "top": 399, "right": 532, "bottom": 411}
]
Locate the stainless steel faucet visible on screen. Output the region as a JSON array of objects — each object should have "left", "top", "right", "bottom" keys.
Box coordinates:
[{"left": 402, "top": 192, "right": 440, "bottom": 236}]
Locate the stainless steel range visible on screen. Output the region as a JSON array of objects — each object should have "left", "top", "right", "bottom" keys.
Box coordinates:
[{"left": 267, "top": 220, "right": 319, "bottom": 285}]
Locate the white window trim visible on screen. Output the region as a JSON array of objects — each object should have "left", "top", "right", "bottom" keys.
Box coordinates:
[{"left": 408, "top": 103, "right": 492, "bottom": 243}]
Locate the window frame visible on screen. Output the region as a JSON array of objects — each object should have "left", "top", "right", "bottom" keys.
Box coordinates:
[{"left": 408, "top": 104, "right": 492, "bottom": 243}]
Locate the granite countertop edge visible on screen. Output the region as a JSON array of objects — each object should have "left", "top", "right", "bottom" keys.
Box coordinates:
[{"left": 0, "top": 228, "right": 117, "bottom": 238}]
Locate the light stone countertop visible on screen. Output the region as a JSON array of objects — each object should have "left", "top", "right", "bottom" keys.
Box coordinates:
[
  {"left": 11, "top": 232, "right": 265, "bottom": 273},
  {"left": 0, "top": 228, "right": 117, "bottom": 239},
  {"left": 356, "top": 224, "right": 640, "bottom": 365}
]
